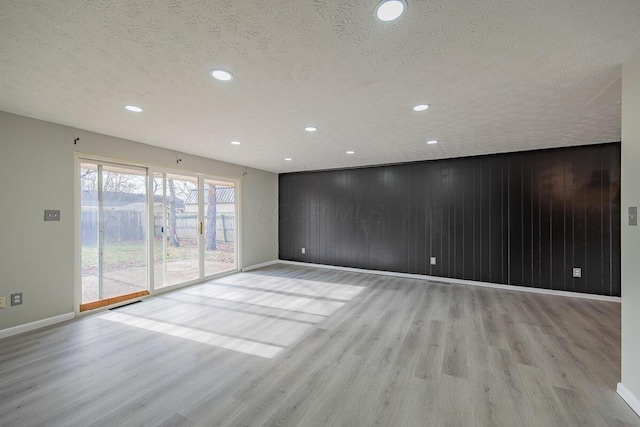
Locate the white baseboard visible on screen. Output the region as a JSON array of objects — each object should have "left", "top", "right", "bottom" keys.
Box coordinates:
[
  {"left": 242, "top": 260, "right": 279, "bottom": 272},
  {"left": 618, "top": 383, "right": 640, "bottom": 417},
  {"left": 0, "top": 312, "right": 75, "bottom": 340},
  {"left": 277, "top": 260, "right": 621, "bottom": 302}
]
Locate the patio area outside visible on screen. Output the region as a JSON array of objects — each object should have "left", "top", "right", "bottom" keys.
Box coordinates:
[{"left": 81, "top": 239, "right": 235, "bottom": 303}]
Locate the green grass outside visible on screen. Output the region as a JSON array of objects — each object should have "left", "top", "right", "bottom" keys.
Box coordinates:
[{"left": 82, "top": 240, "right": 235, "bottom": 275}]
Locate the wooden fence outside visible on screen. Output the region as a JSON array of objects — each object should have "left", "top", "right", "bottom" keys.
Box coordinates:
[{"left": 81, "top": 209, "right": 235, "bottom": 244}]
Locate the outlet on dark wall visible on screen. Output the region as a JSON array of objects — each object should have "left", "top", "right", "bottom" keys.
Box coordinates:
[{"left": 278, "top": 142, "right": 621, "bottom": 296}]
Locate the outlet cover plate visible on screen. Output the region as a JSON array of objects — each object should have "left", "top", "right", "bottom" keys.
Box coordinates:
[
  {"left": 11, "top": 293, "right": 22, "bottom": 306},
  {"left": 44, "top": 210, "right": 61, "bottom": 221},
  {"left": 430, "top": 257, "right": 437, "bottom": 265},
  {"left": 301, "top": 248, "right": 305, "bottom": 254},
  {"left": 573, "top": 268, "right": 582, "bottom": 278}
]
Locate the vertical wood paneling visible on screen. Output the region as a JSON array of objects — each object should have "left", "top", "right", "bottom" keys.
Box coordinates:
[
  {"left": 572, "top": 149, "right": 588, "bottom": 293},
  {"left": 522, "top": 156, "right": 534, "bottom": 288},
  {"left": 424, "top": 163, "right": 433, "bottom": 276},
  {"left": 539, "top": 151, "right": 554, "bottom": 290},
  {"left": 584, "top": 148, "right": 606, "bottom": 295},
  {"left": 462, "top": 160, "right": 474, "bottom": 279},
  {"left": 551, "top": 152, "right": 567, "bottom": 291},
  {"left": 442, "top": 165, "right": 453, "bottom": 277},
  {"left": 408, "top": 164, "right": 427, "bottom": 275},
  {"left": 452, "top": 164, "right": 465, "bottom": 279},
  {"left": 563, "top": 155, "right": 574, "bottom": 292},
  {"left": 489, "top": 158, "right": 506, "bottom": 283},
  {"left": 431, "top": 163, "right": 443, "bottom": 277},
  {"left": 508, "top": 155, "right": 524, "bottom": 286},
  {"left": 610, "top": 144, "right": 622, "bottom": 296},
  {"left": 278, "top": 143, "right": 621, "bottom": 296},
  {"left": 479, "top": 161, "right": 492, "bottom": 283}
]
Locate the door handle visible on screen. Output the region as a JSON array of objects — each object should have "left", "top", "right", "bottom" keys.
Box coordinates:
[{"left": 199, "top": 221, "right": 203, "bottom": 235}]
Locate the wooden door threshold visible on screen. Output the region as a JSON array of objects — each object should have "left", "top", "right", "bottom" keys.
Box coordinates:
[{"left": 80, "top": 290, "right": 149, "bottom": 312}]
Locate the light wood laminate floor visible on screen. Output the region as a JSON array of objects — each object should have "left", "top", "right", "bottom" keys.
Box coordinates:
[{"left": 1, "top": 264, "right": 638, "bottom": 426}]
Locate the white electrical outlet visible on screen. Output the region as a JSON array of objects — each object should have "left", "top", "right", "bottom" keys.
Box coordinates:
[
  {"left": 11, "top": 293, "right": 22, "bottom": 306},
  {"left": 301, "top": 248, "right": 306, "bottom": 254},
  {"left": 0, "top": 297, "right": 5, "bottom": 309},
  {"left": 430, "top": 257, "right": 437, "bottom": 265},
  {"left": 573, "top": 268, "right": 582, "bottom": 278},
  {"left": 44, "top": 210, "right": 61, "bottom": 221}
]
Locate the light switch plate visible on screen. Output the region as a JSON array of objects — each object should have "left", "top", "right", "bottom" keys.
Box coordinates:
[
  {"left": 430, "top": 257, "right": 437, "bottom": 265},
  {"left": 629, "top": 206, "right": 637, "bottom": 226},
  {"left": 44, "top": 210, "right": 61, "bottom": 221},
  {"left": 0, "top": 297, "right": 5, "bottom": 309}
]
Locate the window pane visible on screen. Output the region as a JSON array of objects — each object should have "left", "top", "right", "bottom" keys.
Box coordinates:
[
  {"left": 204, "top": 179, "right": 236, "bottom": 276},
  {"left": 101, "top": 165, "right": 147, "bottom": 300},
  {"left": 80, "top": 162, "right": 148, "bottom": 304},
  {"left": 80, "top": 163, "right": 99, "bottom": 303},
  {"left": 162, "top": 174, "right": 199, "bottom": 286}
]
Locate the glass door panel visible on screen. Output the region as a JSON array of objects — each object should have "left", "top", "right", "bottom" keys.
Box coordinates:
[
  {"left": 80, "top": 162, "right": 99, "bottom": 303},
  {"left": 80, "top": 161, "right": 148, "bottom": 309},
  {"left": 162, "top": 174, "right": 199, "bottom": 287},
  {"left": 101, "top": 165, "right": 148, "bottom": 299},
  {"left": 152, "top": 172, "right": 166, "bottom": 290},
  {"left": 204, "top": 178, "right": 237, "bottom": 277}
]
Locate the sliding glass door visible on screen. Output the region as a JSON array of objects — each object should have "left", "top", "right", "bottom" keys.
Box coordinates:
[
  {"left": 80, "top": 161, "right": 149, "bottom": 310},
  {"left": 153, "top": 173, "right": 237, "bottom": 289},
  {"left": 79, "top": 160, "right": 238, "bottom": 311},
  {"left": 153, "top": 173, "right": 200, "bottom": 288}
]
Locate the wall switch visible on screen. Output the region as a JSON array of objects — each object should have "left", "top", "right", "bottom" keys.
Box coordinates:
[
  {"left": 629, "top": 207, "right": 637, "bottom": 226},
  {"left": 11, "top": 293, "right": 22, "bottom": 306},
  {"left": 44, "top": 210, "right": 61, "bottom": 221},
  {"left": 0, "top": 297, "right": 5, "bottom": 309},
  {"left": 572, "top": 268, "right": 582, "bottom": 278},
  {"left": 430, "top": 257, "right": 437, "bottom": 265},
  {"left": 301, "top": 248, "right": 306, "bottom": 254}
]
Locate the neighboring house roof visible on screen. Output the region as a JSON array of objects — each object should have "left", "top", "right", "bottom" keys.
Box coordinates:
[{"left": 185, "top": 187, "right": 235, "bottom": 205}]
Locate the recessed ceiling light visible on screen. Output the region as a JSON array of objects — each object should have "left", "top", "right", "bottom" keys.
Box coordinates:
[
  {"left": 304, "top": 126, "right": 317, "bottom": 132},
  {"left": 375, "top": 0, "right": 407, "bottom": 21},
  {"left": 346, "top": 150, "right": 355, "bottom": 154},
  {"left": 124, "top": 105, "right": 143, "bottom": 112},
  {"left": 230, "top": 141, "right": 241, "bottom": 145},
  {"left": 210, "top": 69, "right": 233, "bottom": 81},
  {"left": 284, "top": 157, "right": 292, "bottom": 161},
  {"left": 413, "top": 104, "right": 430, "bottom": 111},
  {"left": 426, "top": 140, "right": 439, "bottom": 145}
]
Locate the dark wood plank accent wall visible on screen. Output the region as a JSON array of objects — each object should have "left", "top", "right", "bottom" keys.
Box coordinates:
[{"left": 279, "top": 143, "right": 621, "bottom": 296}]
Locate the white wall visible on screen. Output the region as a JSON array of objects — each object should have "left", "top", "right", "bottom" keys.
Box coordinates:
[
  {"left": 620, "top": 48, "right": 640, "bottom": 414},
  {"left": 0, "top": 111, "right": 278, "bottom": 330}
]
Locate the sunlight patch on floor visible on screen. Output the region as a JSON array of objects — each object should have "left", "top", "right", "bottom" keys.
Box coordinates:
[
  {"left": 100, "top": 311, "right": 284, "bottom": 358},
  {"left": 98, "top": 272, "right": 366, "bottom": 359},
  {"left": 212, "top": 274, "right": 367, "bottom": 301},
  {"left": 182, "top": 285, "right": 347, "bottom": 316}
]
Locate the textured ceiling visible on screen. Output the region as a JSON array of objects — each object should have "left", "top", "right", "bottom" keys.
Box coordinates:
[{"left": 1, "top": 0, "right": 640, "bottom": 173}]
